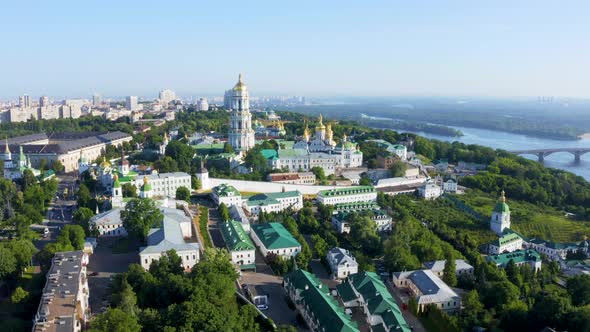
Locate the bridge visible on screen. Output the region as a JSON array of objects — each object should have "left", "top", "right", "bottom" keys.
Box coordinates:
[{"left": 509, "top": 148, "right": 590, "bottom": 163}]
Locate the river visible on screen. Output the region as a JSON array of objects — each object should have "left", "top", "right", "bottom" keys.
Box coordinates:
[{"left": 389, "top": 125, "right": 590, "bottom": 180}]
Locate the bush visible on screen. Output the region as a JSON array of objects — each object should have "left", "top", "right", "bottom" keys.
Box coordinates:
[{"left": 11, "top": 286, "right": 29, "bottom": 304}]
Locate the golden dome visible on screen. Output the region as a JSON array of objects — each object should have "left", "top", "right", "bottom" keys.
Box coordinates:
[
  {"left": 100, "top": 156, "right": 111, "bottom": 168},
  {"left": 232, "top": 73, "right": 247, "bottom": 92},
  {"left": 316, "top": 114, "right": 326, "bottom": 130}
]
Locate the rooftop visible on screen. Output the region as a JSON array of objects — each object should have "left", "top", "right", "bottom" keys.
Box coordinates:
[
  {"left": 423, "top": 259, "right": 473, "bottom": 273},
  {"left": 251, "top": 222, "right": 301, "bottom": 250},
  {"left": 90, "top": 208, "right": 123, "bottom": 226},
  {"left": 8, "top": 131, "right": 131, "bottom": 155},
  {"left": 487, "top": 249, "right": 542, "bottom": 266},
  {"left": 393, "top": 269, "right": 459, "bottom": 304},
  {"left": 219, "top": 220, "right": 255, "bottom": 252},
  {"left": 212, "top": 183, "right": 240, "bottom": 197},
  {"left": 246, "top": 191, "right": 301, "bottom": 207},
  {"left": 140, "top": 207, "right": 199, "bottom": 255},
  {"left": 327, "top": 247, "right": 358, "bottom": 267},
  {"left": 318, "top": 186, "right": 375, "bottom": 197}
]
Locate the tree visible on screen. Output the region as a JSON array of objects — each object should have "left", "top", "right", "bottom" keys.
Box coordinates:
[
  {"left": 482, "top": 281, "right": 520, "bottom": 311},
  {"left": 567, "top": 274, "right": 590, "bottom": 306},
  {"left": 51, "top": 160, "right": 65, "bottom": 174},
  {"left": 122, "top": 183, "right": 138, "bottom": 198},
  {"left": 442, "top": 254, "right": 457, "bottom": 287},
  {"left": 191, "top": 175, "right": 202, "bottom": 190},
  {"left": 218, "top": 203, "right": 230, "bottom": 222},
  {"left": 175, "top": 186, "right": 191, "bottom": 202},
  {"left": 89, "top": 308, "right": 141, "bottom": 332},
  {"left": 57, "top": 225, "right": 86, "bottom": 250},
  {"left": 113, "top": 281, "right": 138, "bottom": 316},
  {"left": 77, "top": 184, "right": 92, "bottom": 209},
  {"left": 311, "top": 166, "right": 326, "bottom": 181},
  {"left": 3, "top": 239, "right": 36, "bottom": 273},
  {"left": 165, "top": 140, "right": 194, "bottom": 172},
  {"left": 390, "top": 160, "right": 408, "bottom": 177},
  {"left": 0, "top": 246, "right": 17, "bottom": 279},
  {"left": 505, "top": 259, "right": 521, "bottom": 286},
  {"left": 21, "top": 169, "right": 37, "bottom": 191},
  {"left": 73, "top": 207, "right": 95, "bottom": 236},
  {"left": 311, "top": 234, "right": 328, "bottom": 259},
  {"left": 121, "top": 198, "right": 163, "bottom": 242},
  {"left": 154, "top": 156, "right": 179, "bottom": 173},
  {"left": 461, "top": 290, "right": 483, "bottom": 328},
  {"left": 11, "top": 286, "right": 29, "bottom": 304},
  {"left": 223, "top": 142, "right": 235, "bottom": 154}
]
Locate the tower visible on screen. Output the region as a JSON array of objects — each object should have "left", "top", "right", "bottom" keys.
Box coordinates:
[
  {"left": 315, "top": 114, "right": 326, "bottom": 141},
  {"left": 226, "top": 74, "right": 255, "bottom": 151},
  {"left": 139, "top": 176, "right": 153, "bottom": 199},
  {"left": 491, "top": 190, "right": 511, "bottom": 235},
  {"left": 3, "top": 138, "right": 13, "bottom": 171},
  {"left": 195, "top": 160, "right": 210, "bottom": 190},
  {"left": 159, "top": 132, "right": 169, "bottom": 155},
  {"left": 303, "top": 122, "right": 310, "bottom": 143},
  {"left": 326, "top": 122, "right": 335, "bottom": 146},
  {"left": 119, "top": 150, "right": 130, "bottom": 176},
  {"left": 112, "top": 174, "right": 123, "bottom": 208},
  {"left": 18, "top": 146, "right": 26, "bottom": 168}
]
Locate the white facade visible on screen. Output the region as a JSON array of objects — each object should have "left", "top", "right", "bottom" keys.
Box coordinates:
[
  {"left": 226, "top": 74, "right": 255, "bottom": 151},
  {"left": 443, "top": 179, "right": 458, "bottom": 193},
  {"left": 424, "top": 259, "right": 474, "bottom": 277},
  {"left": 197, "top": 98, "right": 209, "bottom": 111},
  {"left": 125, "top": 96, "right": 138, "bottom": 111},
  {"left": 91, "top": 208, "right": 128, "bottom": 237},
  {"left": 159, "top": 89, "right": 176, "bottom": 104},
  {"left": 491, "top": 191, "right": 511, "bottom": 236},
  {"left": 326, "top": 247, "right": 358, "bottom": 279},
  {"left": 317, "top": 186, "right": 377, "bottom": 205},
  {"left": 211, "top": 183, "right": 242, "bottom": 207},
  {"left": 130, "top": 172, "right": 191, "bottom": 198},
  {"left": 418, "top": 183, "right": 442, "bottom": 200},
  {"left": 393, "top": 269, "right": 461, "bottom": 313},
  {"left": 244, "top": 191, "right": 303, "bottom": 216}
]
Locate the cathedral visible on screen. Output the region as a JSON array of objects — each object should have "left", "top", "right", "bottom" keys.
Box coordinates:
[
  {"left": 3, "top": 142, "right": 41, "bottom": 180},
  {"left": 293, "top": 114, "right": 336, "bottom": 152},
  {"left": 225, "top": 74, "right": 255, "bottom": 152}
]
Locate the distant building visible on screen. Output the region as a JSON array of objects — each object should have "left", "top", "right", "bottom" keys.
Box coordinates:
[
  {"left": 128, "top": 172, "right": 191, "bottom": 198},
  {"left": 392, "top": 269, "right": 461, "bottom": 313},
  {"left": 92, "top": 94, "right": 102, "bottom": 106},
  {"left": 244, "top": 191, "right": 303, "bottom": 215},
  {"left": 284, "top": 269, "right": 359, "bottom": 332},
  {"left": 32, "top": 251, "right": 90, "bottom": 331},
  {"left": 197, "top": 98, "right": 209, "bottom": 111},
  {"left": 486, "top": 249, "right": 542, "bottom": 272},
  {"left": 250, "top": 222, "right": 301, "bottom": 258},
  {"left": 423, "top": 259, "right": 474, "bottom": 277},
  {"left": 211, "top": 183, "right": 242, "bottom": 207},
  {"left": 39, "top": 95, "right": 49, "bottom": 107},
  {"left": 317, "top": 186, "right": 377, "bottom": 205},
  {"left": 267, "top": 172, "right": 316, "bottom": 185},
  {"left": 139, "top": 207, "right": 200, "bottom": 270},
  {"left": 418, "top": 183, "right": 442, "bottom": 200},
  {"left": 326, "top": 247, "right": 358, "bottom": 279},
  {"left": 159, "top": 89, "right": 176, "bottom": 105},
  {"left": 19, "top": 94, "right": 31, "bottom": 108},
  {"left": 366, "top": 139, "right": 408, "bottom": 160},
  {"left": 332, "top": 210, "right": 392, "bottom": 234},
  {"left": 491, "top": 191, "right": 511, "bottom": 236},
  {"left": 125, "top": 95, "right": 138, "bottom": 110},
  {"left": 337, "top": 271, "right": 410, "bottom": 332},
  {"left": 525, "top": 238, "right": 588, "bottom": 261},
  {"left": 219, "top": 220, "right": 256, "bottom": 270},
  {"left": 442, "top": 177, "right": 458, "bottom": 193}
]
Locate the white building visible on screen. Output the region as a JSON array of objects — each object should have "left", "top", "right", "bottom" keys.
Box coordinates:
[
  {"left": 33, "top": 251, "right": 90, "bottom": 332},
  {"left": 91, "top": 208, "right": 128, "bottom": 237},
  {"left": 488, "top": 230, "right": 524, "bottom": 255},
  {"left": 244, "top": 190, "right": 303, "bottom": 216},
  {"left": 219, "top": 220, "right": 256, "bottom": 270},
  {"left": 226, "top": 74, "right": 255, "bottom": 151},
  {"left": 525, "top": 239, "right": 587, "bottom": 261},
  {"left": 125, "top": 96, "right": 138, "bottom": 111},
  {"left": 442, "top": 178, "right": 458, "bottom": 193},
  {"left": 211, "top": 183, "right": 242, "bottom": 207},
  {"left": 418, "top": 183, "right": 442, "bottom": 200},
  {"left": 423, "top": 259, "right": 474, "bottom": 278},
  {"left": 332, "top": 210, "right": 392, "bottom": 234},
  {"left": 128, "top": 172, "right": 191, "bottom": 198},
  {"left": 326, "top": 247, "right": 358, "bottom": 279},
  {"left": 229, "top": 204, "right": 250, "bottom": 233},
  {"left": 139, "top": 207, "right": 200, "bottom": 270},
  {"left": 392, "top": 269, "right": 461, "bottom": 313},
  {"left": 197, "top": 98, "right": 209, "bottom": 111},
  {"left": 250, "top": 223, "right": 301, "bottom": 258},
  {"left": 317, "top": 186, "right": 377, "bottom": 205},
  {"left": 267, "top": 172, "right": 316, "bottom": 185},
  {"left": 491, "top": 191, "right": 511, "bottom": 236},
  {"left": 487, "top": 249, "right": 542, "bottom": 272},
  {"left": 159, "top": 89, "right": 176, "bottom": 105}
]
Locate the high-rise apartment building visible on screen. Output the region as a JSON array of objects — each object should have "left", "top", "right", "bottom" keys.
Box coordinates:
[
  {"left": 159, "top": 89, "right": 176, "bottom": 104},
  {"left": 125, "top": 96, "right": 138, "bottom": 110},
  {"left": 39, "top": 96, "right": 49, "bottom": 107}
]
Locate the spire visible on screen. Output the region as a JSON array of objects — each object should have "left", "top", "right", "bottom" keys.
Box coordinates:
[
  {"left": 4, "top": 137, "right": 9, "bottom": 155},
  {"left": 238, "top": 73, "right": 243, "bottom": 84},
  {"left": 319, "top": 114, "right": 323, "bottom": 126},
  {"left": 500, "top": 190, "right": 506, "bottom": 203},
  {"left": 143, "top": 176, "right": 148, "bottom": 186}
]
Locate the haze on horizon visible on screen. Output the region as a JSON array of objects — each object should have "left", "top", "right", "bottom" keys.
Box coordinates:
[{"left": 1, "top": 0, "right": 589, "bottom": 99}]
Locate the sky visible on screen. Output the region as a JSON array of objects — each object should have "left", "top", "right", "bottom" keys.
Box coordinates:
[{"left": 1, "top": 1, "right": 589, "bottom": 99}]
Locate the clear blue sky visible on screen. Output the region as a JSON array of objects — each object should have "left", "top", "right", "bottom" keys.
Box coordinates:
[{"left": 1, "top": 1, "right": 588, "bottom": 99}]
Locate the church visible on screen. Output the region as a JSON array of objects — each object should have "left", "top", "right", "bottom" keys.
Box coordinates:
[
  {"left": 3, "top": 142, "right": 41, "bottom": 180},
  {"left": 225, "top": 74, "right": 255, "bottom": 152}
]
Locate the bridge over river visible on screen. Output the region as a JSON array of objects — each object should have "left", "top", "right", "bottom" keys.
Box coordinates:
[{"left": 510, "top": 148, "right": 590, "bottom": 163}]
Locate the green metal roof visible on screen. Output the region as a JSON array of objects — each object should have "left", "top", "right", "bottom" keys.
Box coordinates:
[
  {"left": 284, "top": 269, "right": 359, "bottom": 332},
  {"left": 319, "top": 186, "right": 375, "bottom": 197},
  {"left": 212, "top": 183, "right": 240, "bottom": 197},
  {"left": 486, "top": 249, "right": 541, "bottom": 266},
  {"left": 494, "top": 201, "right": 510, "bottom": 213},
  {"left": 261, "top": 149, "right": 279, "bottom": 160},
  {"left": 490, "top": 231, "right": 523, "bottom": 247},
  {"left": 219, "top": 220, "right": 255, "bottom": 252},
  {"left": 246, "top": 191, "right": 301, "bottom": 207},
  {"left": 334, "top": 201, "right": 380, "bottom": 212},
  {"left": 251, "top": 223, "right": 300, "bottom": 249}
]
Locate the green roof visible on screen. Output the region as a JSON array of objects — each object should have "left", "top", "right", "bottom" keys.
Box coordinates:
[
  {"left": 219, "top": 220, "right": 255, "bottom": 252},
  {"left": 494, "top": 201, "right": 510, "bottom": 213},
  {"left": 486, "top": 249, "right": 541, "bottom": 266},
  {"left": 212, "top": 183, "right": 240, "bottom": 197},
  {"left": 141, "top": 183, "right": 152, "bottom": 191},
  {"left": 340, "top": 271, "right": 410, "bottom": 332},
  {"left": 261, "top": 149, "right": 278, "bottom": 160},
  {"left": 251, "top": 223, "right": 301, "bottom": 249},
  {"left": 278, "top": 149, "right": 309, "bottom": 158},
  {"left": 490, "top": 231, "right": 523, "bottom": 247},
  {"left": 319, "top": 186, "right": 375, "bottom": 197},
  {"left": 285, "top": 269, "right": 359, "bottom": 332},
  {"left": 246, "top": 191, "right": 301, "bottom": 207}
]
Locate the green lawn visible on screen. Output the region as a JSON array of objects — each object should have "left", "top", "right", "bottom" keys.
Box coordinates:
[
  {"left": 457, "top": 191, "right": 590, "bottom": 242},
  {"left": 199, "top": 206, "right": 213, "bottom": 248}
]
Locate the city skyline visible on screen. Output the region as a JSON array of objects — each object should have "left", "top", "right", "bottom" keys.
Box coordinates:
[{"left": 1, "top": 1, "right": 589, "bottom": 98}]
